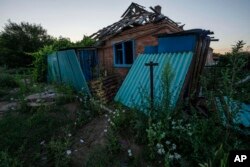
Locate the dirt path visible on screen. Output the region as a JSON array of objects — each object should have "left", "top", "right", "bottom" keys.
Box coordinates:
[{"left": 70, "top": 115, "right": 108, "bottom": 166}]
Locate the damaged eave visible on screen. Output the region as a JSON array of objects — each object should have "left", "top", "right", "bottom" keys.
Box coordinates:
[{"left": 90, "top": 2, "right": 183, "bottom": 42}]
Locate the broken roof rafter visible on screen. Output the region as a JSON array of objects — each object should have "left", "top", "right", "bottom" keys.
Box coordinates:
[{"left": 90, "top": 2, "right": 183, "bottom": 41}]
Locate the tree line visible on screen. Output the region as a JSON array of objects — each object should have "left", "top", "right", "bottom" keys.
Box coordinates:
[{"left": 0, "top": 20, "right": 95, "bottom": 68}]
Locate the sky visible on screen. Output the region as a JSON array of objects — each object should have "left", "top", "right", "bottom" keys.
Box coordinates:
[{"left": 0, "top": 0, "right": 250, "bottom": 53}]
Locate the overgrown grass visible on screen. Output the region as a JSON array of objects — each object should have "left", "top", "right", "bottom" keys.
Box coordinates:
[
  {"left": 0, "top": 105, "right": 72, "bottom": 166},
  {"left": 0, "top": 73, "right": 19, "bottom": 88},
  {"left": 0, "top": 67, "right": 102, "bottom": 167}
]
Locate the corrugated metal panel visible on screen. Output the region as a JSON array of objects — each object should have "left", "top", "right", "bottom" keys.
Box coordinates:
[
  {"left": 48, "top": 52, "right": 60, "bottom": 83},
  {"left": 144, "top": 46, "right": 158, "bottom": 54},
  {"left": 78, "top": 49, "right": 98, "bottom": 81},
  {"left": 115, "top": 51, "right": 193, "bottom": 111},
  {"left": 215, "top": 96, "right": 250, "bottom": 128},
  {"left": 158, "top": 35, "right": 196, "bottom": 53},
  {"left": 47, "top": 49, "right": 90, "bottom": 95}
]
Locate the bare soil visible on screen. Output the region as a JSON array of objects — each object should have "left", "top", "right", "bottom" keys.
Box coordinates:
[{"left": 70, "top": 115, "right": 108, "bottom": 167}]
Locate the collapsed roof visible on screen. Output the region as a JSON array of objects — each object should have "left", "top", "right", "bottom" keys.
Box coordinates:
[{"left": 90, "top": 2, "right": 184, "bottom": 41}]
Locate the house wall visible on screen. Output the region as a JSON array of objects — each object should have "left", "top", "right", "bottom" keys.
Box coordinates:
[
  {"left": 205, "top": 48, "right": 215, "bottom": 66},
  {"left": 97, "top": 21, "right": 182, "bottom": 79}
]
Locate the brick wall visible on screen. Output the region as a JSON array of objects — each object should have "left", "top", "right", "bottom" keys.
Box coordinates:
[{"left": 98, "top": 22, "right": 181, "bottom": 79}]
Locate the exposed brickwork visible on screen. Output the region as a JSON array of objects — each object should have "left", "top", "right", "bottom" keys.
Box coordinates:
[{"left": 98, "top": 22, "right": 182, "bottom": 79}]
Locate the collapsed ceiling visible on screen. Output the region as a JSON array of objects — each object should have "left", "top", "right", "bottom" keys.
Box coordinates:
[{"left": 90, "top": 2, "right": 183, "bottom": 41}]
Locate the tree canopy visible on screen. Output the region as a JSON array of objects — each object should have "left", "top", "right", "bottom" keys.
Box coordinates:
[{"left": 0, "top": 20, "right": 53, "bottom": 67}]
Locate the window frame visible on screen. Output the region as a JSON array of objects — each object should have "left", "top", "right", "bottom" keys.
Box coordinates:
[{"left": 113, "top": 40, "right": 135, "bottom": 68}]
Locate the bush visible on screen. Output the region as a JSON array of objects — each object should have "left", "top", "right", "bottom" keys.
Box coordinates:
[
  {"left": 0, "top": 151, "right": 20, "bottom": 167},
  {"left": 0, "top": 73, "right": 18, "bottom": 88},
  {"left": 47, "top": 138, "right": 71, "bottom": 167},
  {"left": 0, "top": 105, "right": 72, "bottom": 166},
  {"left": 0, "top": 20, "right": 53, "bottom": 67}
]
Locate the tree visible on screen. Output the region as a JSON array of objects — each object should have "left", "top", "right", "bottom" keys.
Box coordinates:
[
  {"left": 74, "top": 35, "right": 96, "bottom": 47},
  {"left": 0, "top": 20, "right": 53, "bottom": 67}
]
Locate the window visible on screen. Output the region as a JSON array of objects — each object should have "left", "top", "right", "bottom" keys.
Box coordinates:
[{"left": 114, "top": 40, "right": 134, "bottom": 67}]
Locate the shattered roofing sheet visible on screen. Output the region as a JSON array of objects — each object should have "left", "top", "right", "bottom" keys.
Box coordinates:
[
  {"left": 90, "top": 2, "right": 182, "bottom": 41},
  {"left": 115, "top": 51, "right": 193, "bottom": 111}
]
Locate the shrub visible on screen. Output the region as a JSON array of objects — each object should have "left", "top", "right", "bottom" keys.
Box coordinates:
[
  {"left": 47, "top": 138, "right": 71, "bottom": 167},
  {"left": 0, "top": 151, "right": 21, "bottom": 167},
  {"left": 0, "top": 73, "right": 18, "bottom": 88}
]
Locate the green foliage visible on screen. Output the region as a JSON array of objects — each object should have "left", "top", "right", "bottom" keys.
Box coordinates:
[
  {"left": 146, "top": 121, "right": 166, "bottom": 159},
  {"left": 106, "top": 130, "right": 121, "bottom": 154},
  {"left": 47, "top": 138, "right": 71, "bottom": 167},
  {"left": 31, "top": 37, "right": 73, "bottom": 82},
  {"left": 0, "top": 73, "right": 18, "bottom": 88},
  {"left": 109, "top": 108, "right": 135, "bottom": 134},
  {"left": 31, "top": 45, "right": 54, "bottom": 82},
  {"left": 133, "top": 110, "right": 148, "bottom": 144},
  {"left": 74, "top": 35, "right": 96, "bottom": 47},
  {"left": 0, "top": 151, "right": 21, "bottom": 167},
  {"left": 0, "top": 105, "right": 72, "bottom": 166},
  {"left": 54, "top": 84, "right": 75, "bottom": 104},
  {"left": 202, "top": 40, "right": 249, "bottom": 119},
  {"left": 52, "top": 37, "right": 74, "bottom": 50},
  {"left": 0, "top": 20, "right": 53, "bottom": 67},
  {"left": 156, "top": 62, "right": 175, "bottom": 120},
  {"left": 31, "top": 35, "right": 95, "bottom": 82},
  {"left": 85, "top": 146, "right": 120, "bottom": 167}
]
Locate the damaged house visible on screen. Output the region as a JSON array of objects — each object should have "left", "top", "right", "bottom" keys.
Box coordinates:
[
  {"left": 48, "top": 2, "right": 214, "bottom": 105},
  {"left": 91, "top": 2, "right": 183, "bottom": 77}
]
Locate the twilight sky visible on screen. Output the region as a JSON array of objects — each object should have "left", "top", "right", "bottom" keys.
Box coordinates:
[{"left": 0, "top": 0, "right": 249, "bottom": 53}]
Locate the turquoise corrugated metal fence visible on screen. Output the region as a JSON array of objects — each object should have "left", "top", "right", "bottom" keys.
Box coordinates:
[
  {"left": 47, "top": 49, "right": 90, "bottom": 95},
  {"left": 115, "top": 51, "right": 193, "bottom": 111}
]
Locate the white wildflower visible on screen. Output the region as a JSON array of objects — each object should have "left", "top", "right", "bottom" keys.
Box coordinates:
[
  {"left": 105, "top": 114, "right": 108, "bottom": 117},
  {"left": 165, "top": 141, "right": 171, "bottom": 145},
  {"left": 174, "top": 153, "right": 181, "bottom": 159},
  {"left": 172, "top": 144, "right": 176, "bottom": 150},
  {"left": 66, "top": 150, "right": 72, "bottom": 155},
  {"left": 68, "top": 133, "right": 72, "bottom": 137},
  {"left": 157, "top": 148, "right": 165, "bottom": 155},
  {"left": 80, "top": 139, "right": 84, "bottom": 143},
  {"left": 74, "top": 122, "right": 77, "bottom": 125},
  {"left": 104, "top": 129, "right": 107, "bottom": 133},
  {"left": 169, "top": 154, "right": 174, "bottom": 160},
  {"left": 40, "top": 140, "right": 45, "bottom": 145},
  {"left": 79, "top": 98, "right": 83, "bottom": 102},
  {"left": 160, "top": 132, "right": 166, "bottom": 139},
  {"left": 128, "top": 149, "right": 132, "bottom": 157},
  {"left": 178, "top": 119, "right": 183, "bottom": 123},
  {"left": 156, "top": 143, "right": 161, "bottom": 148},
  {"left": 10, "top": 98, "right": 14, "bottom": 101},
  {"left": 122, "top": 110, "right": 125, "bottom": 113},
  {"left": 107, "top": 118, "right": 110, "bottom": 122}
]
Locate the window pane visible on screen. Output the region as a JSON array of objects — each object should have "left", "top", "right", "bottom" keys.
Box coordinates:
[
  {"left": 115, "top": 43, "right": 123, "bottom": 64},
  {"left": 124, "top": 41, "right": 133, "bottom": 64}
]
